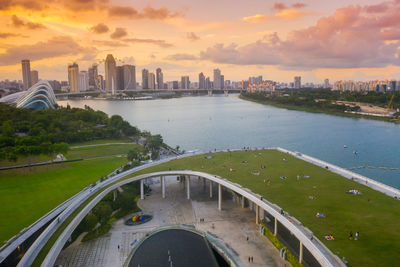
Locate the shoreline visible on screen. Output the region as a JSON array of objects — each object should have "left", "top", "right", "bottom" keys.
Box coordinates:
[{"left": 239, "top": 95, "right": 397, "bottom": 123}]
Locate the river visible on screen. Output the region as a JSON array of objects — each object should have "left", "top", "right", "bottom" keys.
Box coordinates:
[{"left": 59, "top": 94, "right": 400, "bottom": 189}]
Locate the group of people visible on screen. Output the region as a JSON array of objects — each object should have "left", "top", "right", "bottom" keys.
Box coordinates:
[
  {"left": 248, "top": 256, "right": 254, "bottom": 263},
  {"left": 349, "top": 231, "right": 360, "bottom": 240}
]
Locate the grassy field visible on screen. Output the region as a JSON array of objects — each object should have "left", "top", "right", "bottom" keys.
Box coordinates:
[
  {"left": 70, "top": 138, "right": 133, "bottom": 147},
  {"left": 124, "top": 150, "right": 399, "bottom": 267},
  {"left": 0, "top": 143, "right": 140, "bottom": 244}
]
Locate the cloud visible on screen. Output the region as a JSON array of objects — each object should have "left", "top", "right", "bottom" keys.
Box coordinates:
[
  {"left": 0, "top": 36, "right": 97, "bottom": 66},
  {"left": 0, "top": 0, "right": 46, "bottom": 11},
  {"left": 165, "top": 53, "right": 198, "bottom": 61},
  {"left": 273, "top": 3, "right": 287, "bottom": 10},
  {"left": 186, "top": 32, "right": 200, "bottom": 41},
  {"left": 242, "top": 14, "right": 267, "bottom": 23},
  {"left": 89, "top": 23, "right": 109, "bottom": 34},
  {"left": 123, "top": 38, "right": 173, "bottom": 48},
  {"left": 274, "top": 9, "right": 310, "bottom": 20},
  {"left": 92, "top": 40, "right": 127, "bottom": 47},
  {"left": 110, "top": 27, "right": 127, "bottom": 39},
  {"left": 0, "top": 32, "right": 21, "bottom": 38},
  {"left": 292, "top": 3, "right": 307, "bottom": 9},
  {"left": 108, "top": 5, "right": 180, "bottom": 20},
  {"left": 200, "top": 1, "right": 400, "bottom": 70},
  {"left": 10, "top": 15, "right": 46, "bottom": 29}
]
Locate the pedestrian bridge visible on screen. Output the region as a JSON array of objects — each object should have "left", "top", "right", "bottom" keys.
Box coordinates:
[{"left": 36, "top": 170, "right": 344, "bottom": 267}]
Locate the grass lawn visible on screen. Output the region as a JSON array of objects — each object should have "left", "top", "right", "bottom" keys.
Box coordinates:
[
  {"left": 125, "top": 150, "right": 399, "bottom": 267},
  {"left": 70, "top": 138, "right": 133, "bottom": 147},
  {"left": 0, "top": 143, "right": 135, "bottom": 244}
]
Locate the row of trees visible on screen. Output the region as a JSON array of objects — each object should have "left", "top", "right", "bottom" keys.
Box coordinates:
[{"left": 0, "top": 104, "right": 140, "bottom": 163}]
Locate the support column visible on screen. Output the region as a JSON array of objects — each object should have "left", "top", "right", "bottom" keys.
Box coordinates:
[
  {"left": 299, "top": 241, "right": 303, "bottom": 263},
  {"left": 140, "top": 179, "right": 144, "bottom": 200},
  {"left": 241, "top": 196, "right": 245, "bottom": 208},
  {"left": 203, "top": 178, "right": 206, "bottom": 190},
  {"left": 161, "top": 176, "right": 166, "bottom": 199},
  {"left": 256, "top": 205, "right": 259, "bottom": 224},
  {"left": 113, "top": 190, "right": 117, "bottom": 201},
  {"left": 274, "top": 217, "right": 278, "bottom": 236},
  {"left": 209, "top": 181, "right": 213, "bottom": 198},
  {"left": 218, "top": 184, "right": 222, "bottom": 211},
  {"left": 260, "top": 208, "right": 264, "bottom": 221},
  {"left": 186, "top": 176, "right": 191, "bottom": 199}
]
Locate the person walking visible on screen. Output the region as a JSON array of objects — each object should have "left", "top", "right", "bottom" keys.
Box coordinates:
[
  {"left": 355, "top": 231, "right": 359, "bottom": 240},
  {"left": 248, "top": 256, "right": 250, "bottom": 262},
  {"left": 349, "top": 231, "right": 353, "bottom": 240}
]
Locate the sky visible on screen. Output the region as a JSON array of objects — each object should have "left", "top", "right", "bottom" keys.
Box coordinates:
[{"left": 0, "top": 0, "right": 400, "bottom": 83}]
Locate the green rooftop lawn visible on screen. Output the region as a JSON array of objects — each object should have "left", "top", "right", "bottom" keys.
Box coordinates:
[
  {"left": 127, "top": 150, "right": 399, "bottom": 267},
  {"left": 0, "top": 143, "right": 135, "bottom": 244}
]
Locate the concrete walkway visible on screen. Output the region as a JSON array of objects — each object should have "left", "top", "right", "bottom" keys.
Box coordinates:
[{"left": 55, "top": 176, "right": 288, "bottom": 267}]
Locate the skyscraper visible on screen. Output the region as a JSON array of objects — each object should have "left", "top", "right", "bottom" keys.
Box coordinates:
[
  {"left": 88, "top": 64, "right": 98, "bottom": 90},
  {"left": 221, "top": 75, "right": 225, "bottom": 89},
  {"left": 142, "top": 69, "right": 149, "bottom": 89},
  {"left": 181, "top": 76, "right": 190, "bottom": 89},
  {"left": 156, "top": 68, "right": 163, "bottom": 89},
  {"left": 199, "top": 72, "right": 205, "bottom": 89},
  {"left": 213, "top": 69, "right": 221, "bottom": 89},
  {"left": 105, "top": 54, "right": 117, "bottom": 94},
  {"left": 123, "top": 65, "right": 136, "bottom": 90},
  {"left": 21, "top": 59, "right": 32, "bottom": 90},
  {"left": 116, "top": 66, "right": 124, "bottom": 91},
  {"left": 294, "top": 76, "right": 301, "bottom": 89},
  {"left": 68, "top": 63, "right": 79, "bottom": 93},
  {"left": 79, "top": 71, "right": 89, "bottom": 92},
  {"left": 148, "top": 72, "right": 156, "bottom": 89},
  {"left": 324, "top": 79, "right": 330, "bottom": 89},
  {"left": 30, "top": 70, "right": 39, "bottom": 85}
]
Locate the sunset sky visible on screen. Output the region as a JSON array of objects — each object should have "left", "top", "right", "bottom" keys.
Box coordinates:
[{"left": 1, "top": 0, "right": 400, "bottom": 83}]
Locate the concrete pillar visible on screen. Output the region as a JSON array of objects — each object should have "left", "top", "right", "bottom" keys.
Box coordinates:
[
  {"left": 260, "top": 208, "right": 264, "bottom": 220},
  {"left": 299, "top": 241, "right": 303, "bottom": 263},
  {"left": 161, "top": 176, "right": 166, "bottom": 199},
  {"left": 209, "top": 181, "right": 213, "bottom": 198},
  {"left": 203, "top": 177, "right": 206, "bottom": 190},
  {"left": 140, "top": 179, "right": 144, "bottom": 200},
  {"left": 218, "top": 184, "right": 222, "bottom": 211},
  {"left": 241, "top": 196, "right": 245, "bottom": 208},
  {"left": 256, "top": 205, "right": 259, "bottom": 224},
  {"left": 186, "top": 176, "right": 191, "bottom": 199},
  {"left": 274, "top": 217, "right": 278, "bottom": 236},
  {"left": 113, "top": 189, "right": 117, "bottom": 201}
]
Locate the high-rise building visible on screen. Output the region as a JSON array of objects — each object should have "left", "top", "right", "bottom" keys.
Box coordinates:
[
  {"left": 205, "top": 77, "right": 211, "bottom": 89},
  {"left": 88, "top": 64, "right": 98, "bottom": 89},
  {"left": 294, "top": 76, "right": 301, "bottom": 89},
  {"left": 97, "top": 75, "right": 104, "bottom": 91},
  {"left": 221, "top": 75, "right": 225, "bottom": 89},
  {"left": 68, "top": 63, "right": 79, "bottom": 93},
  {"left": 181, "top": 76, "right": 190, "bottom": 89},
  {"left": 148, "top": 72, "right": 156, "bottom": 89},
  {"left": 213, "top": 69, "right": 221, "bottom": 89},
  {"left": 156, "top": 68, "right": 163, "bottom": 89},
  {"left": 30, "top": 70, "right": 39, "bottom": 85},
  {"left": 199, "top": 72, "right": 205, "bottom": 89},
  {"left": 105, "top": 54, "right": 117, "bottom": 94},
  {"left": 21, "top": 59, "right": 32, "bottom": 90},
  {"left": 116, "top": 66, "right": 124, "bottom": 91},
  {"left": 142, "top": 69, "right": 149, "bottom": 89},
  {"left": 79, "top": 71, "right": 89, "bottom": 92},
  {"left": 123, "top": 65, "right": 136, "bottom": 90},
  {"left": 324, "top": 79, "right": 330, "bottom": 89}
]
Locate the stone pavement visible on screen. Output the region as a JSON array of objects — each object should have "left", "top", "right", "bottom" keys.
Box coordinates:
[{"left": 55, "top": 176, "right": 288, "bottom": 267}]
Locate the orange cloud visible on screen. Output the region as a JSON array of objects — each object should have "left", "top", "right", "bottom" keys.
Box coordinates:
[
  {"left": 242, "top": 14, "right": 267, "bottom": 23},
  {"left": 274, "top": 9, "right": 310, "bottom": 20},
  {"left": 110, "top": 27, "right": 127, "bottom": 39},
  {"left": 89, "top": 23, "right": 109, "bottom": 34}
]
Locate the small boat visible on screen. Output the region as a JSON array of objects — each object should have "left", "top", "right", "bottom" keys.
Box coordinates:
[
  {"left": 353, "top": 150, "right": 359, "bottom": 154},
  {"left": 344, "top": 145, "right": 347, "bottom": 148},
  {"left": 367, "top": 166, "right": 376, "bottom": 169},
  {"left": 349, "top": 168, "right": 356, "bottom": 170},
  {"left": 378, "top": 167, "right": 387, "bottom": 170},
  {"left": 390, "top": 168, "right": 398, "bottom": 170}
]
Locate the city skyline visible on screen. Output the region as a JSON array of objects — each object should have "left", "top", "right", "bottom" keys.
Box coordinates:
[{"left": 1, "top": 1, "right": 400, "bottom": 83}]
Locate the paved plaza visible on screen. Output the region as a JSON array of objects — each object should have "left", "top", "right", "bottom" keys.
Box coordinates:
[{"left": 55, "top": 176, "right": 288, "bottom": 267}]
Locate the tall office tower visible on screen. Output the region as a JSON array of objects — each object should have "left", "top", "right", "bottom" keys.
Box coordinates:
[
  {"left": 105, "top": 54, "right": 117, "bottom": 94},
  {"left": 205, "top": 77, "right": 210, "bottom": 89},
  {"left": 324, "top": 79, "right": 330, "bottom": 89},
  {"left": 88, "top": 64, "right": 98, "bottom": 89},
  {"left": 142, "top": 69, "right": 149, "bottom": 89},
  {"left": 123, "top": 65, "right": 136, "bottom": 90},
  {"left": 97, "top": 75, "right": 104, "bottom": 91},
  {"left": 199, "top": 72, "right": 205, "bottom": 89},
  {"left": 21, "top": 59, "right": 32, "bottom": 90},
  {"left": 79, "top": 71, "right": 89, "bottom": 92},
  {"left": 156, "top": 68, "right": 163, "bottom": 89},
  {"left": 68, "top": 63, "right": 79, "bottom": 93},
  {"left": 116, "top": 66, "right": 124, "bottom": 90},
  {"left": 30, "top": 70, "right": 39, "bottom": 85},
  {"left": 213, "top": 69, "right": 221, "bottom": 89},
  {"left": 148, "top": 72, "right": 156, "bottom": 89},
  {"left": 294, "top": 76, "right": 301, "bottom": 89},
  {"left": 181, "top": 76, "right": 190, "bottom": 89},
  {"left": 221, "top": 75, "right": 224, "bottom": 89}
]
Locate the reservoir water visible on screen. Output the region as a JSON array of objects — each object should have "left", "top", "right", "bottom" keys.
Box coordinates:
[{"left": 59, "top": 95, "right": 400, "bottom": 189}]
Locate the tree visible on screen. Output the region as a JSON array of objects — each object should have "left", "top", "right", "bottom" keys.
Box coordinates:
[
  {"left": 93, "top": 203, "right": 112, "bottom": 224},
  {"left": 127, "top": 147, "right": 140, "bottom": 161},
  {"left": 147, "top": 134, "right": 163, "bottom": 152},
  {"left": 81, "top": 213, "right": 98, "bottom": 232},
  {"left": 2, "top": 120, "right": 14, "bottom": 137}
]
